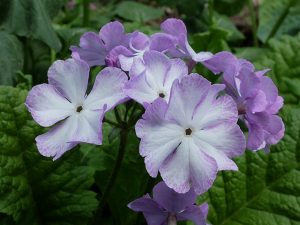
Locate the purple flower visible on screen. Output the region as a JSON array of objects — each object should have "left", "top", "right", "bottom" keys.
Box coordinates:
[
  {"left": 108, "top": 31, "right": 173, "bottom": 75},
  {"left": 128, "top": 181, "right": 209, "bottom": 225},
  {"left": 70, "top": 21, "right": 130, "bottom": 67},
  {"left": 203, "top": 51, "right": 285, "bottom": 151},
  {"left": 124, "top": 51, "right": 188, "bottom": 106},
  {"left": 136, "top": 75, "right": 245, "bottom": 194},
  {"left": 154, "top": 18, "right": 213, "bottom": 62},
  {"left": 25, "top": 59, "right": 128, "bottom": 159}
]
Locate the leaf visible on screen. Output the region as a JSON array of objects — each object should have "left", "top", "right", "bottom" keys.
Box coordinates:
[
  {"left": 0, "top": 86, "right": 98, "bottom": 225},
  {"left": 1, "top": 0, "right": 61, "bottom": 51},
  {"left": 192, "top": 26, "right": 230, "bottom": 53},
  {"left": 214, "top": 0, "right": 247, "bottom": 16},
  {"left": 257, "top": 0, "right": 300, "bottom": 43},
  {"left": 114, "top": 1, "right": 164, "bottom": 23},
  {"left": 0, "top": 32, "right": 24, "bottom": 85},
  {"left": 198, "top": 107, "right": 300, "bottom": 225},
  {"left": 254, "top": 34, "right": 300, "bottom": 105}
]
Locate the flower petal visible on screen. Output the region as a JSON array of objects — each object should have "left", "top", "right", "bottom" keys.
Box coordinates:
[
  {"left": 84, "top": 67, "right": 128, "bottom": 111},
  {"left": 128, "top": 195, "right": 168, "bottom": 225},
  {"left": 143, "top": 51, "right": 171, "bottom": 91},
  {"left": 160, "top": 138, "right": 192, "bottom": 193},
  {"left": 124, "top": 71, "right": 158, "bottom": 105},
  {"left": 68, "top": 108, "right": 105, "bottom": 145},
  {"left": 189, "top": 142, "right": 218, "bottom": 194},
  {"left": 136, "top": 99, "right": 182, "bottom": 176},
  {"left": 99, "top": 21, "right": 128, "bottom": 50},
  {"left": 166, "top": 74, "right": 212, "bottom": 126},
  {"left": 194, "top": 123, "right": 246, "bottom": 160},
  {"left": 25, "top": 84, "right": 74, "bottom": 127},
  {"left": 48, "top": 59, "right": 89, "bottom": 104},
  {"left": 177, "top": 205, "right": 207, "bottom": 225},
  {"left": 192, "top": 93, "right": 236, "bottom": 130},
  {"left": 70, "top": 32, "right": 106, "bottom": 67},
  {"left": 153, "top": 181, "right": 197, "bottom": 213},
  {"left": 36, "top": 116, "right": 78, "bottom": 160}
]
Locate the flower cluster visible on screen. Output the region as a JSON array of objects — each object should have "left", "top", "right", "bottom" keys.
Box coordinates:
[{"left": 25, "top": 18, "right": 284, "bottom": 224}]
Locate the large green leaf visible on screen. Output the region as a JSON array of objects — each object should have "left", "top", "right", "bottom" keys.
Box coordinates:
[
  {"left": 257, "top": 0, "right": 300, "bottom": 43},
  {"left": 1, "top": 0, "right": 61, "bottom": 51},
  {"left": 197, "top": 107, "right": 300, "bottom": 225},
  {"left": 255, "top": 34, "right": 300, "bottom": 105},
  {"left": 0, "top": 32, "right": 23, "bottom": 85},
  {"left": 0, "top": 86, "right": 97, "bottom": 225},
  {"left": 113, "top": 1, "right": 164, "bottom": 23}
]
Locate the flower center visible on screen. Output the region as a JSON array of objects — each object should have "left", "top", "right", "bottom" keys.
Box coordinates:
[
  {"left": 185, "top": 128, "right": 192, "bottom": 136},
  {"left": 159, "top": 92, "right": 165, "bottom": 98},
  {"left": 76, "top": 105, "right": 83, "bottom": 113}
]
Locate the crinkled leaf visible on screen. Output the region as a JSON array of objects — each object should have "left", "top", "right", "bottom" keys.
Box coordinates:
[
  {"left": 0, "top": 86, "right": 97, "bottom": 225},
  {"left": 198, "top": 107, "right": 300, "bottom": 225},
  {"left": 255, "top": 34, "right": 300, "bottom": 105},
  {"left": 257, "top": 0, "right": 300, "bottom": 43},
  {"left": 0, "top": 32, "right": 23, "bottom": 85},
  {"left": 1, "top": 0, "right": 61, "bottom": 51},
  {"left": 114, "top": 1, "right": 164, "bottom": 23}
]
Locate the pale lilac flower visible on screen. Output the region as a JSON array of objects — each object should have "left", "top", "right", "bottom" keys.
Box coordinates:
[
  {"left": 124, "top": 51, "right": 188, "bottom": 106},
  {"left": 26, "top": 59, "right": 128, "bottom": 159},
  {"left": 128, "top": 181, "right": 209, "bottom": 225},
  {"left": 136, "top": 75, "right": 245, "bottom": 194},
  {"left": 154, "top": 18, "right": 213, "bottom": 62},
  {"left": 70, "top": 21, "right": 130, "bottom": 67},
  {"left": 108, "top": 31, "right": 172, "bottom": 75},
  {"left": 203, "top": 51, "right": 285, "bottom": 151}
]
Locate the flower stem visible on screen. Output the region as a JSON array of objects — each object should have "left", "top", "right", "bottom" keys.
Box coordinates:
[
  {"left": 91, "top": 124, "right": 129, "bottom": 224},
  {"left": 82, "top": 0, "right": 90, "bottom": 26},
  {"left": 168, "top": 215, "right": 177, "bottom": 225},
  {"left": 247, "top": 0, "right": 258, "bottom": 47}
]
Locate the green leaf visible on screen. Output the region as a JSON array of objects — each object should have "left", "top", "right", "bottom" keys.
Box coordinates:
[
  {"left": 1, "top": 0, "right": 61, "bottom": 51},
  {"left": 0, "top": 86, "right": 97, "bottom": 225},
  {"left": 214, "top": 0, "right": 247, "bottom": 16},
  {"left": 254, "top": 34, "right": 300, "bottom": 105},
  {"left": 198, "top": 107, "right": 300, "bottom": 225},
  {"left": 257, "top": 0, "right": 300, "bottom": 43},
  {"left": 0, "top": 32, "right": 24, "bottom": 85},
  {"left": 192, "top": 26, "right": 230, "bottom": 53},
  {"left": 113, "top": 1, "right": 164, "bottom": 23}
]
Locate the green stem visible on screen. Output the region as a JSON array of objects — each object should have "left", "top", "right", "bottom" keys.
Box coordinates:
[
  {"left": 91, "top": 125, "right": 129, "bottom": 224},
  {"left": 248, "top": 0, "right": 258, "bottom": 47},
  {"left": 208, "top": 0, "right": 214, "bottom": 26},
  {"left": 265, "top": 0, "right": 295, "bottom": 43},
  {"left": 82, "top": 0, "right": 90, "bottom": 26}
]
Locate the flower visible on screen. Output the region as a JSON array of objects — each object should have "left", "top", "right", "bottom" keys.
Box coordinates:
[
  {"left": 25, "top": 59, "right": 128, "bottom": 159},
  {"left": 154, "top": 18, "right": 213, "bottom": 62},
  {"left": 135, "top": 75, "right": 245, "bottom": 194},
  {"left": 128, "top": 181, "right": 209, "bottom": 225},
  {"left": 107, "top": 31, "right": 173, "bottom": 75},
  {"left": 70, "top": 21, "right": 130, "bottom": 67},
  {"left": 203, "top": 51, "right": 285, "bottom": 151},
  {"left": 124, "top": 51, "right": 188, "bottom": 106}
]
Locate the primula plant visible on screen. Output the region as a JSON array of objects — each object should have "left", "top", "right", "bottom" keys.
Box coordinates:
[
  {"left": 25, "top": 17, "right": 284, "bottom": 224},
  {"left": 0, "top": 1, "right": 299, "bottom": 225}
]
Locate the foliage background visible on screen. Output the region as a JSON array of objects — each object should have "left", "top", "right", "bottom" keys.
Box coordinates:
[{"left": 0, "top": 0, "right": 299, "bottom": 224}]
